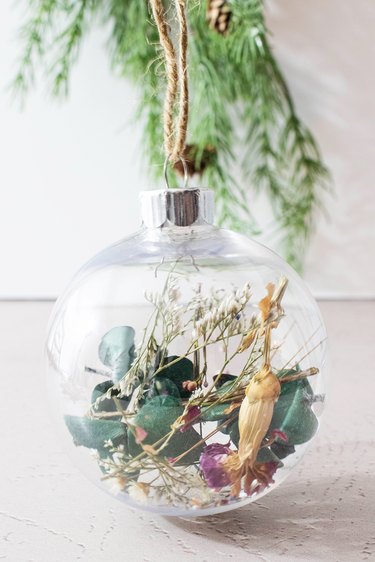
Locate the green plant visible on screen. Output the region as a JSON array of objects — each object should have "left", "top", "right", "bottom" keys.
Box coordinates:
[{"left": 13, "top": 0, "right": 330, "bottom": 269}]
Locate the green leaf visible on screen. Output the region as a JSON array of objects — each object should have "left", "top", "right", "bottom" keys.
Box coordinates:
[
  {"left": 270, "top": 377, "right": 318, "bottom": 445},
  {"left": 156, "top": 356, "right": 194, "bottom": 398},
  {"left": 206, "top": 379, "right": 241, "bottom": 425},
  {"left": 213, "top": 373, "right": 237, "bottom": 389},
  {"left": 201, "top": 402, "right": 233, "bottom": 422},
  {"left": 64, "top": 415, "right": 127, "bottom": 450},
  {"left": 216, "top": 379, "right": 240, "bottom": 396},
  {"left": 256, "top": 447, "right": 281, "bottom": 465},
  {"left": 98, "top": 326, "right": 136, "bottom": 383},
  {"left": 91, "top": 380, "right": 130, "bottom": 415},
  {"left": 129, "top": 396, "right": 204, "bottom": 464},
  {"left": 147, "top": 378, "right": 181, "bottom": 400},
  {"left": 12, "top": 0, "right": 330, "bottom": 272},
  {"left": 92, "top": 380, "right": 114, "bottom": 403},
  {"left": 271, "top": 441, "right": 295, "bottom": 460}
]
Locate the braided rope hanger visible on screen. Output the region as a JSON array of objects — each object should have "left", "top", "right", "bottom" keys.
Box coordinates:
[{"left": 149, "top": 0, "right": 189, "bottom": 166}]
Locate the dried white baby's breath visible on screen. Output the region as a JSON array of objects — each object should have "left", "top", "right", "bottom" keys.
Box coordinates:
[
  {"left": 109, "top": 476, "right": 127, "bottom": 495},
  {"left": 127, "top": 482, "right": 150, "bottom": 503}
]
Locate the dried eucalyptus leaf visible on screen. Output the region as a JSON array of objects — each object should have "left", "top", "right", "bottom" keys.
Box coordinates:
[
  {"left": 131, "top": 395, "right": 182, "bottom": 443},
  {"left": 216, "top": 379, "right": 240, "bottom": 396},
  {"left": 147, "top": 378, "right": 181, "bottom": 400},
  {"left": 271, "top": 441, "right": 295, "bottom": 460},
  {"left": 156, "top": 356, "right": 194, "bottom": 397},
  {"left": 129, "top": 396, "right": 204, "bottom": 464},
  {"left": 167, "top": 428, "right": 204, "bottom": 465},
  {"left": 270, "top": 377, "right": 318, "bottom": 445},
  {"left": 201, "top": 402, "right": 233, "bottom": 422},
  {"left": 91, "top": 381, "right": 130, "bottom": 415},
  {"left": 64, "top": 415, "right": 127, "bottom": 450},
  {"left": 280, "top": 403, "right": 318, "bottom": 445},
  {"left": 256, "top": 447, "right": 281, "bottom": 465},
  {"left": 213, "top": 373, "right": 237, "bottom": 388},
  {"left": 98, "top": 326, "right": 136, "bottom": 383}
]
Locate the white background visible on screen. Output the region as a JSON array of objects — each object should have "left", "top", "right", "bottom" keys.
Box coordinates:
[{"left": 0, "top": 0, "right": 374, "bottom": 299}]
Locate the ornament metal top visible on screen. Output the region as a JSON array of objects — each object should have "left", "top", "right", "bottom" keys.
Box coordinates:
[
  {"left": 46, "top": 186, "right": 327, "bottom": 516},
  {"left": 140, "top": 187, "right": 214, "bottom": 227}
]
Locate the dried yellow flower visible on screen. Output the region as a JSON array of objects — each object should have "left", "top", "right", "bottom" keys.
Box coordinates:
[
  {"left": 223, "top": 366, "right": 281, "bottom": 496},
  {"left": 239, "top": 278, "right": 287, "bottom": 354},
  {"left": 223, "top": 279, "right": 288, "bottom": 497}
]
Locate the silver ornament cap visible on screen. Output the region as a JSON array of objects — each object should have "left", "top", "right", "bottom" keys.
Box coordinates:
[{"left": 140, "top": 188, "right": 215, "bottom": 228}]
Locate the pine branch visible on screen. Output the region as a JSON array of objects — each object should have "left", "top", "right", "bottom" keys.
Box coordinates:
[
  {"left": 12, "top": 0, "right": 100, "bottom": 99},
  {"left": 11, "top": 0, "right": 331, "bottom": 269},
  {"left": 187, "top": 3, "right": 259, "bottom": 232},
  {"left": 49, "top": 0, "right": 90, "bottom": 97},
  {"left": 103, "top": 0, "right": 165, "bottom": 176},
  {"left": 12, "top": 0, "right": 61, "bottom": 98},
  {"left": 228, "top": 0, "right": 330, "bottom": 269}
]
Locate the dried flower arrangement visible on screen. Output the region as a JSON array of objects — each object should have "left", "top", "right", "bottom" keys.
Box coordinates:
[{"left": 64, "top": 272, "right": 322, "bottom": 511}]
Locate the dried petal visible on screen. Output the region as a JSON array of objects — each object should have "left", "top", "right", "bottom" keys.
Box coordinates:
[
  {"left": 238, "top": 328, "right": 257, "bottom": 352},
  {"left": 269, "top": 429, "right": 288, "bottom": 443},
  {"left": 251, "top": 462, "right": 279, "bottom": 494},
  {"left": 200, "top": 443, "right": 233, "bottom": 490},
  {"left": 167, "top": 456, "right": 176, "bottom": 464},
  {"left": 135, "top": 426, "right": 148, "bottom": 444},
  {"left": 179, "top": 405, "right": 201, "bottom": 433},
  {"left": 224, "top": 454, "right": 279, "bottom": 497},
  {"left": 223, "top": 401, "right": 242, "bottom": 415},
  {"left": 259, "top": 283, "right": 275, "bottom": 322}
]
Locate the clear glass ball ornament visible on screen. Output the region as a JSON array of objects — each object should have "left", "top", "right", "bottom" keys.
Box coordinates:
[{"left": 46, "top": 188, "right": 327, "bottom": 516}]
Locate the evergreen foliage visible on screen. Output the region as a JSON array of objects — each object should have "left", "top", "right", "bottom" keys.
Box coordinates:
[{"left": 13, "top": 0, "right": 330, "bottom": 269}]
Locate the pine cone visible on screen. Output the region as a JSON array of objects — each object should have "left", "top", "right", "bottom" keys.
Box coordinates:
[
  {"left": 173, "top": 144, "right": 217, "bottom": 177},
  {"left": 206, "top": 0, "right": 231, "bottom": 35}
]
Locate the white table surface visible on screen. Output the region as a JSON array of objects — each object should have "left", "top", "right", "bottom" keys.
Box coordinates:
[{"left": 0, "top": 301, "right": 374, "bottom": 562}]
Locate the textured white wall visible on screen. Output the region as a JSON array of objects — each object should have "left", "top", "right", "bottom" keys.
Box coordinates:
[{"left": 0, "top": 0, "right": 374, "bottom": 299}]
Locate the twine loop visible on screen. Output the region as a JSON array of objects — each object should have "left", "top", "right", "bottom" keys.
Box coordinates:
[{"left": 150, "top": 0, "right": 189, "bottom": 166}]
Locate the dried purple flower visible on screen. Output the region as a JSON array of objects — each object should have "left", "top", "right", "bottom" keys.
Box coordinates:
[{"left": 199, "top": 442, "right": 233, "bottom": 490}]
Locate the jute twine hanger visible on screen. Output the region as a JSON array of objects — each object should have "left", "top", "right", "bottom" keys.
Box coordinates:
[{"left": 150, "top": 0, "right": 189, "bottom": 180}]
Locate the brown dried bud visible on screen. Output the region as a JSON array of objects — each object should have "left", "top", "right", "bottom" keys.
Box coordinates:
[{"left": 182, "top": 380, "right": 198, "bottom": 392}]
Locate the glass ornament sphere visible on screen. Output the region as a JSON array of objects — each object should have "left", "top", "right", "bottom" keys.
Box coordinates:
[{"left": 46, "top": 188, "right": 327, "bottom": 517}]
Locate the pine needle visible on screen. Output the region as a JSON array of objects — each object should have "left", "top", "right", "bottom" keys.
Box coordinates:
[{"left": 11, "top": 0, "right": 331, "bottom": 269}]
